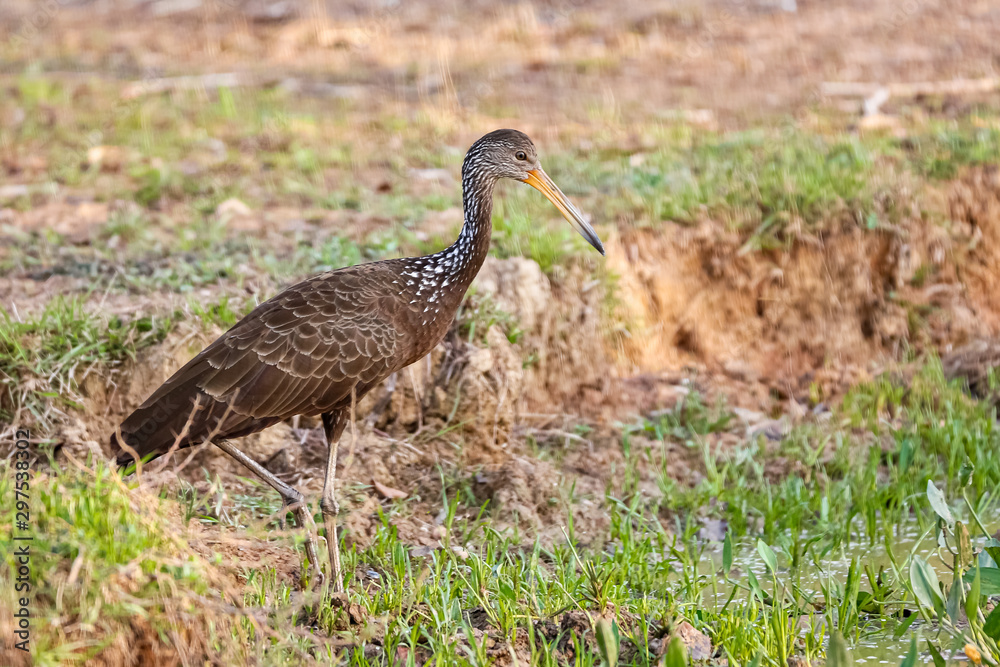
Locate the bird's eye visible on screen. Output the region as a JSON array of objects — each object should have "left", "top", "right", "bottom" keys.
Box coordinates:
[{"left": 515, "top": 151, "right": 527, "bottom": 161}]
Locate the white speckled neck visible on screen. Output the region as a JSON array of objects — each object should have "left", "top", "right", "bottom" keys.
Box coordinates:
[{"left": 398, "top": 150, "right": 499, "bottom": 327}]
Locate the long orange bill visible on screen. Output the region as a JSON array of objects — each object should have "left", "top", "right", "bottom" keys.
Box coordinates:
[{"left": 522, "top": 168, "right": 605, "bottom": 256}]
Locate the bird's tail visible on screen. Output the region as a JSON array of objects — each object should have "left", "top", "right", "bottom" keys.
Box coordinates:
[
  {"left": 111, "top": 370, "right": 212, "bottom": 466},
  {"left": 111, "top": 357, "right": 266, "bottom": 467}
]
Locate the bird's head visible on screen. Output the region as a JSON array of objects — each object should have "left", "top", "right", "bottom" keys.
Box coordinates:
[{"left": 466, "top": 129, "right": 605, "bottom": 255}]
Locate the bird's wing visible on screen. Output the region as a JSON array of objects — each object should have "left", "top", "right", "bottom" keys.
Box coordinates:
[{"left": 195, "top": 266, "right": 401, "bottom": 419}]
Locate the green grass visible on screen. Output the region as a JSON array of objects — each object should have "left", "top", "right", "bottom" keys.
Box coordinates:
[
  {"left": 636, "top": 362, "right": 1000, "bottom": 549},
  {"left": 0, "top": 457, "right": 299, "bottom": 666},
  {"left": 5, "top": 73, "right": 1000, "bottom": 666},
  {"left": 901, "top": 118, "right": 1000, "bottom": 180},
  {"left": 0, "top": 297, "right": 176, "bottom": 426},
  {"left": 491, "top": 195, "right": 592, "bottom": 274},
  {"left": 8, "top": 359, "right": 1000, "bottom": 665},
  {"left": 5, "top": 79, "right": 997, "bottom": 284},
  {"left": 623, "top": 130, "right": 880, "bottom": 230}
]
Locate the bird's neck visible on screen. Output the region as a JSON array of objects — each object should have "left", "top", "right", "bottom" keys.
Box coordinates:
[
  {"left": 423, "top": 170, "right": 496, "bottom": 290},
  {"left": 395, "top": 167, "right": 496, "bottom": 323},
  {"left": 453, "top": 172, "right": 496, "bottom": 284}
]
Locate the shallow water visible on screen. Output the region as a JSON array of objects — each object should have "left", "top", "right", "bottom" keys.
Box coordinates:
[{"left": 691, "top": 516, "right": 1000, "bottom": 663}]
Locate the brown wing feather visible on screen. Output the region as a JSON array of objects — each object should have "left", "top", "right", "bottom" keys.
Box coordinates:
[
  {"left": 203, "top": 269, "right": 402, "bottom": 419},
  {"left": 112, "top": 263, "right": 406, "bottom": 464}
]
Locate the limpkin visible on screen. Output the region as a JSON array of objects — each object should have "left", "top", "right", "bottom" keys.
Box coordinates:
[{"left": 110, "top": 129, "right": 605, "bottom": 592}]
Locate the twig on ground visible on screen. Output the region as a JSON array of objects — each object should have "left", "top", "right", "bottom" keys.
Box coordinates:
[
  {"left": 121, "top": 72, "right": 261, "bottom": 99},
  {"left": 821, "top": 77, "right": 1000, "bottom": 116}
]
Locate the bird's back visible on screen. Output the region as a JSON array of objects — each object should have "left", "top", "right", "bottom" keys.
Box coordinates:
[{"left": 112, "top": 258, "right": 455, "bottom": 465}]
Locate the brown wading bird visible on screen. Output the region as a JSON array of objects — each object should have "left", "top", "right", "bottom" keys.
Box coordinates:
[{"left": 110, "top": 129, "right": 605, "bottom": 592}]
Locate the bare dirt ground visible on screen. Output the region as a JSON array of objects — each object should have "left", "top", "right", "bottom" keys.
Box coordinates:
[{"left": 1, "top": 0, "right": 998, "bottom": 124}]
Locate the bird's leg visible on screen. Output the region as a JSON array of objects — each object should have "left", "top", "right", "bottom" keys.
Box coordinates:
[
  {"left": 212, "top": 438, "right": 323, "bottom": 584},
  {"left": 320, "top": 407, "right": 350, "bottom": 594}
]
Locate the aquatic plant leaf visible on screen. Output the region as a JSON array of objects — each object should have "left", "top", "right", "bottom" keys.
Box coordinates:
[
  {"left": 926, "top": 481, "right": 954, "bottom": 526},
  {"left": 926, "top": 641, "right": 946, "bottom": 667},
  {"left": 985, "top": 538, "right": 1000, "bottom": 566},
  {"left": 747, "top": 568, "right": 765, "bottom": 604},
  {"left": 893, "top": 612, "right": 918, "bottom": 639},
  {"left": 966, "top": 565, "right": 981, "bottom": 622},
  {"left": 983, "top": 602, "right": 1000, "bottom": 641},
  {"left": 757, "top": 539, "right": 777, "bottom": 575},
  {"left": 910, "top": 555, "right": 944, "bottom": 614},
  {"left": 946, "top": 572, "right": 962, "bottom": 622},
  {"left": 963, "top": 566, "right": 1000, "bottom": 596},
  {"left": 899, "top": 636, "right": 918, "bottom": 667},
  {"left": 723, "top": 532, "right": 733, "bottom": 574}
]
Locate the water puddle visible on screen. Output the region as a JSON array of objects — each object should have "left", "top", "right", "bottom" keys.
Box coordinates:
[{"left": 690, "top": 517, "right": 1000, "bottom": 662}]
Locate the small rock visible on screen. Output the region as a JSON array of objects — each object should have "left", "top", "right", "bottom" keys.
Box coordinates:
[
  {"left": 410, "top": 545, "right": 437, "bottom": 557},
  {"left": 468, "top": 347, "right": 494, "bottom": 373},
  {"left": 748, "top": 419, "right": 789, "bottom": 442},
  {"left": 86, "top": 145, "right": 125, "bottom": 172},
  {"left": 0, "top": 185, "right": 29, "bottom": 202},
  {"left": 731, "top": 407, "right": 766, "bottom": 426},
  {"left": 216, "top": 197, "right": 252, "bottom": 217},
  {"left": 671, "top": 621, "right": 712, "bottom": 660},
  {"left": 723, "top": 359, "right": 759, "bottom": 383}
]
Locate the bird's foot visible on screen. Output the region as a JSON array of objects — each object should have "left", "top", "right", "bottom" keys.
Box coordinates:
[
  {"left": 298, "top": 511, "right": 325, "bottom": 587},
  {"left": 320, "top": 499, "right": 344, "bottom": 594},
  {"left": 282, "top": 497, "right": 324, "bottom": 591}
]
